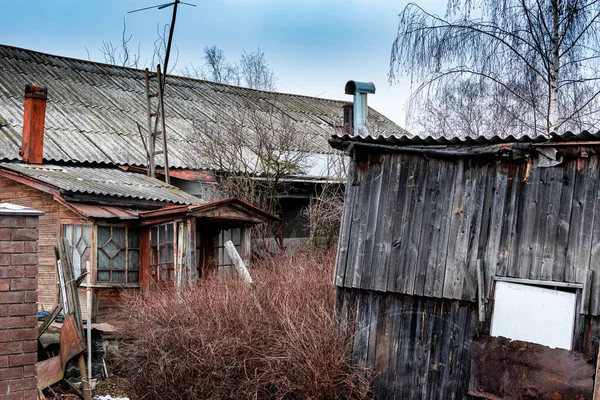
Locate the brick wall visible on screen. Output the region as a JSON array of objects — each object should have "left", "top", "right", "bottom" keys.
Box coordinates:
[{"left": 0, "top": 204, "right": 43, "bottom": 400}]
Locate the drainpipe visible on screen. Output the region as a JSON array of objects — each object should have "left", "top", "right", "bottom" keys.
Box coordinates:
[{"left": 344, "top": 80, "right": 375, "bottom": 138}]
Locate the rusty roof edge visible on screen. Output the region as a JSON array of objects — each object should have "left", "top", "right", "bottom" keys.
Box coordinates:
[{"left": 138, "top": 197, "right": 279, "bottom": 222}]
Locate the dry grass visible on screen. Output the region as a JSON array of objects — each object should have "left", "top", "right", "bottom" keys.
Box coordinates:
[{"left": 116, "top": 250, "right": 371, "bottom": 399}]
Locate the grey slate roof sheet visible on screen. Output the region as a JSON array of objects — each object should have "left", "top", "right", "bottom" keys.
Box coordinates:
[
  {"left": 0, "top": 163, "right": 199, "bottom": 205},
  {"left": 329, "top": 130, "right": 600, "bottom": 149},
  {"left": 0, "top": 44, "right": 408, "bottom": 168}
]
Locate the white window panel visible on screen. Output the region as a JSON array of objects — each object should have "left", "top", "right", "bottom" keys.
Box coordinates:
[{"left": 491, "top": 281, "right": 576, "bottom": 350}]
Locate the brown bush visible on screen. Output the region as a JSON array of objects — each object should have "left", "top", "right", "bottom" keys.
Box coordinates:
[{"left": 116, "top": 250, "right": 371, "bottom": 399}]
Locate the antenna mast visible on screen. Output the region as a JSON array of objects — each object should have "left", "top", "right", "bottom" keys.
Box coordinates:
[{"left": 129, "top": 0, "right": 196, "bottom": 183}]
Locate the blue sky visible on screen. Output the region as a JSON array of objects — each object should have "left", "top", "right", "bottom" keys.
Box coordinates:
[{"left": 0, "top": 0, "right": 444, "bottom": 127}]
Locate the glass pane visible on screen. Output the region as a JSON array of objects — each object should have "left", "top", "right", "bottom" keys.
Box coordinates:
[
  {"left": 159, "top": 225, "right": 166, "bottom": 244},
  {"left": 128, "top": 271, "right": 139, "bottom": 283},
  {"left": 63, "top": 225, "right": 73, "bottom": 241},
  {"left": 113, "top": 227, "right": 126, "bottom": 248},
  {"left": 217, "top": 232, "right": 223, "bottom": 246},
  {"left": 169, "top": 268, "right": 174, "bottom": 280},
  {"left": 112, "top": 251, "right": 126, "bottom": 270},
  {"left": 97, "top": 250, "right": 110, "bottom": 270},
  {"left": 167, "top": 243, "right": 174, "bottom": 263},
  {"left": 72, "top": 248, "right": 81, "bottom": 277},
  {"left": 159, "top": 264, "right": 167, "bottom": 280},
  {"left": 128, "top": 250, "right": 139, "bottom": 270},
  {"left": 76, "top": 236, "right": 87, "bottom": 255},
  {"left": 166, "top": 224, "right": 174, "bottom": 242},
  {"left": 103, "top": 240, "right": 119, "bottom": 258},
  {"left": 112, "top": 271, "right": 125, "bottom": 283},
  {"left": 82, "top": 226, "right": 91, "bottom": 245},
  {"left": 232, "top": 228, "right": 241, "bottom": 245},
  {"left": 151, "top": 227, "right": 158, "bottom": 246},
  {"left": 159, "top": 245, "right": 168, "bottom": 264},
  {"left": 97, "top": 226, "right": 111, "bottom": 247},
  {"left": 97, "top": 271, "right": 110, "bottom": 282},
  {"left": 128, "top": 230, "right": 140, "bottom": 248},
  {"left": 223, "top": 229, "right": 231, "bottom": 243},
  {"left": 74, "top": 225, "right": 81, "bottom": 242}
]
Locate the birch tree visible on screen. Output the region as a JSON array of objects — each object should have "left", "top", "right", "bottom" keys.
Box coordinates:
[{"left": 390, "top": 1, "right": 600, "bottom": 137}]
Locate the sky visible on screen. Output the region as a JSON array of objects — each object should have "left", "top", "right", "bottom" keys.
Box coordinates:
[{"left": 0, "top": 0, "right": 444, "bottom": 127}]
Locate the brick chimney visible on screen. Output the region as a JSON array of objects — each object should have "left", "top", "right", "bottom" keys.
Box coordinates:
[{"left": 20, "top": 84, "right": 48, "bottom": 164}]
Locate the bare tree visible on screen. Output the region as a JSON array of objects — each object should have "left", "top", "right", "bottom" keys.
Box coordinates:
[
  {"left": 93, "top": 18, "right": 141, "bottom": 68},
  {"left": 182, "top": 46, "right": 276, "bottom": 91},
  {"left": 187, "top": 98, "right": 312, "bottom": 252},
  {"left": 390, "top": 1, "right": 600, "bottom": 137},
  {"left": 240, "top": 48, "right": 277, "bottom": 91},
  {"left": 90, "top": 20, "right": 178, "bottom": 72}
]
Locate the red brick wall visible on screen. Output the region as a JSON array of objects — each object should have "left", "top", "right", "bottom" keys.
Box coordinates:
[{"left": 0, "top": 212, "right": 40, "bottom": 400}]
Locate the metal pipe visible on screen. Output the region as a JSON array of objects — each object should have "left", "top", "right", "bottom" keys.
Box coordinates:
[{"left": 86, "top": 261, "right": 93, "bottom": 396}]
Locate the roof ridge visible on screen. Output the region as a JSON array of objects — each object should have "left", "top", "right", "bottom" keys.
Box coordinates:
[{"left": 0, "top": 43, "right": 354, "bottom": 105}]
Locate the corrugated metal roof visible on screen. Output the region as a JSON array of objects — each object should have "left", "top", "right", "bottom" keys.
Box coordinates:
[
  {"left": 0, "top": 163, "right": 199, "bottom": 205},
  {"left": 329, "top": 130, "right": 600, "bottom": 149},
  {"left": 0, "top": 44, "right": 408, "bottom": 169}
]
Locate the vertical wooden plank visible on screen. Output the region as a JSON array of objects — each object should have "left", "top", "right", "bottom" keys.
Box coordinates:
[
  {"left": 418, "top": 299, "right": 438, "bottom": 399},
  {"left": 139, "top": 227, "right": 151, "bottom": 292},
  {"left": 552, "top": 160, "right": 577, "bottom": 282},
  {"left": 442, "top": 159, "right": 466, "bottom": 299},
  {"left": 566, "top": 156, "right": 598, "bottom": 283},
  {"left": 414, "top": 158, "right": 443, "bottom": 297},
  {"left": 386, "top": 154, "right": 415, "bottom": 293},
  {"left": 337, "top": 162, "right": 359, "bottom": 287},
  {"left": 360, "top": 154, "right": 386, "bottom": 291},
  {"left": 484, "top": 162, "right": 509, "bottom": 295},
  {"left": 445, "top": 159, "right": 480, "bottom": 301},
  {"left": 398, "top": 156, "right": 430, "bottom": 295},
  {"left": 495, "top": 163, "right": 521, "bottom": 278},
  {"left": 373, "top": 154, "right": 403, "bottom": 292},
  {"left": 462, "top": 163, "right": 488, "bottom": 301},
  {"left": 514, "top": 158, "right": 542, "bottom": 279}
]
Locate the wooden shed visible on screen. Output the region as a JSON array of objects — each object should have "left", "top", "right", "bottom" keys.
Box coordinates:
[{"left": 330, "top": 131, "right": 600, "bottom": 399}]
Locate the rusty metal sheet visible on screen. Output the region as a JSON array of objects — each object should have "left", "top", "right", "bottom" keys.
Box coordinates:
[
  {"left": 37, "top": 315, "right": 86, "bottom": 390},
  {"left": 469, "top": 335, "right": 594, "bottom": 400}
]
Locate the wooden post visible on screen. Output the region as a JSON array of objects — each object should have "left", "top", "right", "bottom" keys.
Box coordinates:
[
  {"left": 593, "top": 344, "right": 600, "bottom": 400},
  {"left": 476, "top": 260, "right": 486, "bottom": 323}
]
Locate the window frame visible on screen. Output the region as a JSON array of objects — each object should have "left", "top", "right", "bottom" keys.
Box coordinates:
[
  {"left": 150, "top": 223, "right": 176, "bottom": 282},
  {"left": 490, "top": 276, "right": 582, "bottom": 350},
  {"left": 95, "top": 225, "right": 141, "bottom": 286}
]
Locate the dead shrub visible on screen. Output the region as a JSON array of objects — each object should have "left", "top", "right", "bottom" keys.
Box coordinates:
[{"left": 116, "top": 250, "right": 371, "bottom": 399}]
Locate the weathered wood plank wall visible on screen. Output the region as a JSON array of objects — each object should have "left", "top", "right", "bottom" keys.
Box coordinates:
[
  {"left": 337, "top": 287, "right": 478, "bottom": 400},
  {"left": 335, "top": 150, "right": 600, "bottom": 315}
]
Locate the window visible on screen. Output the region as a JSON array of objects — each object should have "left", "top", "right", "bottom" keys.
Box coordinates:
[
  {"left": 62, "top": 225, "right": 91, "bottom": 277},
  {"left": 491, "top": 280, "right": 577, "bottom": 350},
  {"left": 97, "top": 226, "right": 140, "bottom": 283},
  {"left": 150, "top": 223, "right": 175, "bottom": 281},
  {"left": 214, "top": 228, "right": 242, "bottom": 271}
]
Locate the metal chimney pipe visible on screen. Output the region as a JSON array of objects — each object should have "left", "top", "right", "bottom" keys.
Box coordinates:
[{"left": 345, "top": 80, "right": 375, "bottom": 137}]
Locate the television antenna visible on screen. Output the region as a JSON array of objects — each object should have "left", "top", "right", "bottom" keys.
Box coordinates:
[
  {"left": 128, "top": 0, "right": 196, "bottom": 83},
  {"left": 128, "top": 0, "right": 196, "bottom": 183}
]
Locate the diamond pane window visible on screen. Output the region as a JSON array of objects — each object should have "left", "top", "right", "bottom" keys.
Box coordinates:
[
  {"left": 96, "top": 226, "right": 140, "bottom": 284},
  {"left": 62, "top": 224, "right": 92, "bottom": 277}
]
